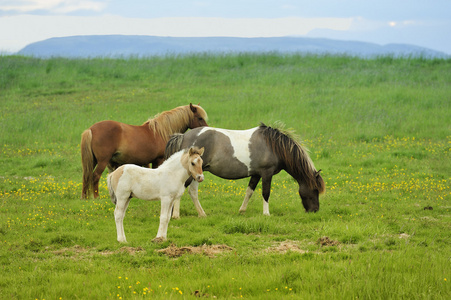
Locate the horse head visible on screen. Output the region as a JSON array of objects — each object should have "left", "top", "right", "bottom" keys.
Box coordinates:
[
  {"left": 298, "top": 170, "right": 325, "bottom": 213},
  {"left": 189, "top": 103, "right": 208, "bottom": 128},
  {"left": 188, "top": 147, "right": 205, "bottom": 182}
]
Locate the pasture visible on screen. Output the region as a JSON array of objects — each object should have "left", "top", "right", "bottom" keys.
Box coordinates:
[{"left": 0, "top": 54, "right": 450, "bottom": 299}]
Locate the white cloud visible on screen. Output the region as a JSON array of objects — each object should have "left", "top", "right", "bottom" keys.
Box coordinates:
[
  {"left": 350, "top": 17, "right": 422, "bottom": 32},
  {"left": 0, "top": 0, "right": 106, "bottom": 14},
  {"left": 348, "top": 17, "right": 386, "bottom": 31}
]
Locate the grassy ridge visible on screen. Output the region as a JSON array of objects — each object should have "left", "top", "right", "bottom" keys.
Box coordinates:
[{"left": 0, "top": 54, "right": 450, "bottom": 299}]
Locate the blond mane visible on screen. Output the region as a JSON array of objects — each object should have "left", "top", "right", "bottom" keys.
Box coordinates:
[{"left": 145, "top": 105, "right": 208, "bottom": 142}]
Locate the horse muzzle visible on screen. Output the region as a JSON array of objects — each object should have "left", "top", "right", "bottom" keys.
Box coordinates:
[
  {"left": 195, "top": 174, "right": 204, "bottom": 182},
  {"left": 305, "top": 206, "right": 319, "bottom": 213}
]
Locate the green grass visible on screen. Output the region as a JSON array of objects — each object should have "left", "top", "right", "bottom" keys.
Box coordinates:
[{"left": 0, "top": 54, "right": 450, "bottom": 299}]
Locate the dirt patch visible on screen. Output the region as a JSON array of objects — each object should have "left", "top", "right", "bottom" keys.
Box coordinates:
[
  {"left": 52, "top": 245, "right": 145, "bottom": 257},
  {"left": 399, "top": 233, "right": 410, "bottom": 239},
  {"left": 193, "top": 290, "right": 213, "bottom": 298},
  {"left": 266, "top": 240, "right": 307, "bottom": 254},
  {"left": 99, "top": 246, "right": 145, "bottom": 256},
  {"left": 157, "top": 244, "right": 233, "bottom": 258},
  {"left": 316, "top": 236, "right": 340, "bottom": 247},
  {"left": 52, "top": 244, "right": 89, "bottom": 255},
  {"left": 119, "top": 246, "right": 144, "bottom": 255}
]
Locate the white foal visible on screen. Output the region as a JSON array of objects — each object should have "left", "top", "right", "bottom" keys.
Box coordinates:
[{"left": 107, "top": 147, "right": 204, "bottom": 243}]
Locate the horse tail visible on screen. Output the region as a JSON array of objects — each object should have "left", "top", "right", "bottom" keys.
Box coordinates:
[
  {"left": 164, "top": 133, "right": 184, "bottom": 159},
  {"left": 81, "top": 129, "right": 94, "bottom": 198},
  {"left": 106, "top": 173, "right": 117, "bottom": 205}
]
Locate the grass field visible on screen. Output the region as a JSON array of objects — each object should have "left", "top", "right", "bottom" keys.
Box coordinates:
[{"left": 0, "top": 54, "right": 450, "bottom": 299}]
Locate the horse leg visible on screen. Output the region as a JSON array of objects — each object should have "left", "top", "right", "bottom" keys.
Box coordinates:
[
  {"left": 81, "top": 129, "right": 94, "bottom": 199},
  {"left": 153, "top": 196, "right": 174, "bottom": 242},
  {"left": 171, "top": 177, "right": 194, "bottom": 219},
  {"left": 261, "top": 175, "right": 273, "bottom": 216},
  {"left": 188, "top": 180, "right": 207, "bottom": 217},
  {"left": 92, "top": 160, "right": 109, "bottom": 198},
  {"left": 171, "top": 197, "right": 181, "bottom": 219},
  {"left": 239, "top": 175, "right": 261, "bottom": 213},
  {"left": 114, "top": 196, "right": 131, "bottom": 243}
]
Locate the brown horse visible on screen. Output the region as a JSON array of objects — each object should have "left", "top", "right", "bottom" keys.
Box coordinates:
[{"left": 81, "top": 103, "right": 208, "bottom": 199}]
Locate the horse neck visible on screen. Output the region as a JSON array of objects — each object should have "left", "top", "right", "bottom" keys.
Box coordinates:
[
  {"left": 173, "top": 123, "right": 190, "bottom": 135},
  {"left": 283, "top": 156, "right": 319, "bottom": 192},
  {"left": 258, "top": 124, "right": 321, "bottom": 192},
  {"left": 284, "top": 167, "right": 303, "bottom": 185},
  {"left": 270, "top": 145, "right": 313, "bottom": 188},
  {"left": 146, "top": 106, "right": 192, "bottom": 141},
  {"left": 159, "top": 151, "right": 190, "bottom": 181}
]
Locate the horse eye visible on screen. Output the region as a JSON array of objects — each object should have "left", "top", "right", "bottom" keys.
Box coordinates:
[
  {"left": 198, "top": 118, "right": 203, "bottom": 121},
  {"left": 191, "top": 162, "right": 195, "bottom": 166}
]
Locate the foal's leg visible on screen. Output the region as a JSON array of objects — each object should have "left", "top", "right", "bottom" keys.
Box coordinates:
[
  {"left": 188, "top": 180, "right": 207, "bottom": 217},
  {"left": 114, "top": 196, "right": 131, "bottom": 243},
  {"left": 171, "top": 196, "right": 181, "bottom": 219},
  {"left": 153, "top": 196, "right": 174, "bottom": 242},
  {"left": 239, "top": 175, "right": 261, "bottom": 213},
  {"left": 171, "top": 177, "right": 192, "bottom": 219},
  {"left": 172, "top": 177, "right": 204, "bottom": 219}
]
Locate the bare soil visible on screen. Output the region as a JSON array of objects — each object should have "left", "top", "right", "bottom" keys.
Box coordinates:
[{"left": 157, "top": 244, "right": 234, "bottom": 258}]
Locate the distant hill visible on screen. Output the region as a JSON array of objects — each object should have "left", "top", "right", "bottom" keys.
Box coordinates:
[{"left": 17, "top": 35, "right": 449, "bottom": 59}]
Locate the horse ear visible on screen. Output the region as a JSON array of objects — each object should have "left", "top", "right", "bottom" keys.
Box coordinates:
[
  {"left": 189, "top": 147, "right": 195, "bottom": 156},
  {"left": 316, "top": 169, "right": 322, "bottom": 177},
  {"left": 316, "top": 170, "right": 326, "bottom": 194},
  {"left": 189, "top": 103, "right": 197, "bottom": 113},
  {"left": 198, "top": 147, "right": 205, "bottom": 156}
]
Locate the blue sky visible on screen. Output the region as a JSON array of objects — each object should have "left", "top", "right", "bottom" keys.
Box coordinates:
[{"left": 1, "top": 0, "right": 450, "bottom": 54}]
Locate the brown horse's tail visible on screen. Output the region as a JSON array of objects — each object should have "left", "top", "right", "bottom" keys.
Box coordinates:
[
  {"left": 81, "top": 129, "right": 94, "bottom": 198},
  {"left": 164, "top": 133, "right": 184, "bottom": 159}
]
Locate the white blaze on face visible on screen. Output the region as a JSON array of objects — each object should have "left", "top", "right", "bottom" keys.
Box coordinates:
[
  {"left": 192, "top": 156, "right": 204, "bottom": 181},
  {"left": 199, "top": 127, "right": 258, "bottom": 170}
]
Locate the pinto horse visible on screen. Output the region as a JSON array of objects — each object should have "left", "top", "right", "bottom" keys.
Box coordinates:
[
  {"left": 107, "top": 147, "right": 205, "bottom": 242},
  {"left": 81, "top": 103, "right": 208, "bottom": 199},
  {"left": 165, "top": 123, "right": 325, "bottom": 218}
]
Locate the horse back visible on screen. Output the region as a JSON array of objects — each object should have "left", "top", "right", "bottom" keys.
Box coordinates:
[
  {"left": 180, "top": 127, "right": 274, "bottom": 179},
  {"left": 89, "top": 120, "right": 165, "bottom": 166}
]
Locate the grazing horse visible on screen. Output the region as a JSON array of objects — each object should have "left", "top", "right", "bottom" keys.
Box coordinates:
[
  {"left": 81, "top": 103, "right": 208, "bottom": 199},
  {"left": 165, "top": 123, "right": 325, "bottom": 218},
  {"left": 107, "top": 147, "right": 205, "bottom": 242}
]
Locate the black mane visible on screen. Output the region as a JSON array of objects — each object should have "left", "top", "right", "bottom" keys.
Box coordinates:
[{"left": 258, "top": 123, "right": 325, "bottom": 193}]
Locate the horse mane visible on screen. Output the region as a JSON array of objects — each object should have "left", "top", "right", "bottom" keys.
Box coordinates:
[
  {"left": 159, "top": 147, "right": 186, "bottom": 167},
  {"left": 259, "top": 123, "right": 325, "bottom": 193},
  {"left": 144, "top": 105, "right": 208, "bottom": 142}
]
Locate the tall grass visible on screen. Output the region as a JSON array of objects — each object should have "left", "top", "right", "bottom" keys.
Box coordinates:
[{"left": 0, "top": 54, "right": 450, "bottom": 299}]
